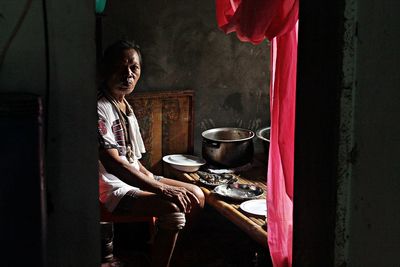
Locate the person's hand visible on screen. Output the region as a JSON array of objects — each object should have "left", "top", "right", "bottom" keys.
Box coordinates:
[{"left": 160, "top": 185, "right": 200, "bottom": 213}]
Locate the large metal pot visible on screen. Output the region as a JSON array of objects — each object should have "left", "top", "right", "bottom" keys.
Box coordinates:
[{"left": 201, "top": 127, "right": 255, "bottom": 167}]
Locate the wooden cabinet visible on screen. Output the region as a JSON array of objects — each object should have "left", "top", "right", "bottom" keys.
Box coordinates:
[{"left": 126, "top": 90, "right": 194, "bottom": 176}]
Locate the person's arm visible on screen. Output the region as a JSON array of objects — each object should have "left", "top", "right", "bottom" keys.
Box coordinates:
[
  {"left": 99, "top": 148, "right": 162, "bottom": 193},
  {"left": 100, "top": 148, "right": 199, "bottom": 213},
  {"left": 137, "top": 160, "right": 157, "bottom": 180}
]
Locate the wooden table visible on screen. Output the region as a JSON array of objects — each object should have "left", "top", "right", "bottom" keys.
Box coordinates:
[{"left": 171, "top": 156, "right": 268, "bottom": 249}]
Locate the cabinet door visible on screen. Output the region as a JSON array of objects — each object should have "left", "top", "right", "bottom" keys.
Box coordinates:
[{"left": 126, "top": 90, "right": 194, "bottom": 175}]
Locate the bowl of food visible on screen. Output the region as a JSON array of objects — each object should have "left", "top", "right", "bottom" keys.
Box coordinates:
[{"left": 162, "top": 154, "right": 206, "bottom": 172}]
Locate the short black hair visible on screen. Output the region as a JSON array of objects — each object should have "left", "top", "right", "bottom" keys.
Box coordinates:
[
  {"left": 102, "top": 40, "right": 142, "bottom": 66},
  {"left": 97, "top": 40, "right": 142, "bottom": 84}
]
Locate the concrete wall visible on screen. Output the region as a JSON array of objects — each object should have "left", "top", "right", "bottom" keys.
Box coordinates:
[
  {"left": 101, "top": 0, "right": 270, "bottom": 155},
  {"left": 0, "top": 1, "right": 99, "bottom": 266},
  {"left": 334, "top": 0, "right": 400, "bottom": 265},
  {"left": 346, "top": 0, "right": 400, "bottom": 265}
]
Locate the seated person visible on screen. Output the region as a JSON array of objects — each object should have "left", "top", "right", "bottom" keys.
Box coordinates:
[{"left": 97, "top": 40, "right": 205, "bottom": 267}]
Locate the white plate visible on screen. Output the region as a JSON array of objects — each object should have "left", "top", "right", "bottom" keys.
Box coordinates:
[
  {"left": 240, "top": 199, "right": 267, "bottom": 216},
  {"left": 162, "top": 154, "right": 206, "bottom": 172}
]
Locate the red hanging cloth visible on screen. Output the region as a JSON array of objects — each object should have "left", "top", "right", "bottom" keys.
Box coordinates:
[{"left": 216, "top": 1, "right": 298, "bottom": 266}]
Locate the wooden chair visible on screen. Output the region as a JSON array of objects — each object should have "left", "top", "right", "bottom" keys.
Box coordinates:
[{"left": 99, "top": 202, "right": 156, "bottom": 232}]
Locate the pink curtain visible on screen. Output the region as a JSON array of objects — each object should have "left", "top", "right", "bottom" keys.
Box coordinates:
[{"left": 216, "top": 1, "right": 298, "bottom": 266}]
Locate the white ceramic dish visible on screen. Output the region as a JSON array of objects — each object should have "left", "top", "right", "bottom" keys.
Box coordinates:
[
  {"left": 162, "top": 154, "right": 206, "bottom": 172},
  {"left": 240, "top": 199, "right": 267, "bottom": 216}
]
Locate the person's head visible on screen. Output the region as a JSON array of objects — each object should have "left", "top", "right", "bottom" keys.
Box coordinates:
[{"left": 100, "top": 40, "right": 142, "bottom": 97}]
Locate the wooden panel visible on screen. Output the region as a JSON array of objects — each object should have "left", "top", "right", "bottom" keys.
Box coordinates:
[{"left": 126, "top": 90, "right": 194, "bottom": 175}]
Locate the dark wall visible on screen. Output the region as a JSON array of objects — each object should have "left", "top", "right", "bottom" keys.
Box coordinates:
[
  {"left": 348, "top": 0, "right": 400, "bottom": 265},
  {"left": 1, "top": 1, "right": 99, "bottom": 266},
  {"left": 101, "top": 0, "right": 270, "bottom": 155},
  {"left": 294, "top": 0, "right": 400, "bottom": 266}
]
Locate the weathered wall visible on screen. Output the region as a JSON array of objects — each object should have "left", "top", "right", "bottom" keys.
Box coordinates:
[
  {"left": 0, "top": 1, "right": 99, "bottom": 266},
  {"left": 334, "top": 0, "right": 356, "bottom": 264},
  {"left": 290, "top": 0, "right": 400, "bottom": 264},
  {"left": 101, "top": 0, "right": 270, "bottom": 155},
  {"left": 334, "top": 0, "right": 400, "bottom": 265},
  {"left": 346, "top": 0, "right": 400, "bottom": 265}
]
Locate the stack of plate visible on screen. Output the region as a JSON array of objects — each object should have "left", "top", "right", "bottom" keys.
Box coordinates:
[{"left": 162, "top": 154, "right": 206, "bottom": 172}]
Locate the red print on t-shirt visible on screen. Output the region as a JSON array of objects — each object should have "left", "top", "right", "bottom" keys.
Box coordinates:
[
  {"left": 111, "top": 119, "right": 126, "bottom": 147},
  {"left": 98, "top": 119, "right": 107, "bottom": 135}
]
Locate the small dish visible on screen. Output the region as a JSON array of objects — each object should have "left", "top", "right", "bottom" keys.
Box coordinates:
[
  {"left": 162, "top": 154, "right": 206, "bottom": 172},
  {"left": 240, "top": 199, "right": 267, "bottom": 216},
  {"left": 213, "top": 183, "right": 264, "bottom": 200}
]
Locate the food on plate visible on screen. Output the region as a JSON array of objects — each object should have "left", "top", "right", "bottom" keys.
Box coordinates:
[{"left": 196, "top": 171, "right": 237, "bottom": 186}]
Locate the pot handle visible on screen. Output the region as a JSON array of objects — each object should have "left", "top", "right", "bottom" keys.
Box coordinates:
[{"left": 202, "top": 139, "right": 220, "bottom": 148}]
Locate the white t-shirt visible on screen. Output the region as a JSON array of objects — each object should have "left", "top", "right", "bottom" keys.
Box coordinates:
[{"left": 97, "top": 96, "right": 146, "bottom": 212}]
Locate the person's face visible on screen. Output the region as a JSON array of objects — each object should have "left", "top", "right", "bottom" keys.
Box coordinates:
[{"left": 106, "top": 48, "right": 141, "bottom": 97}]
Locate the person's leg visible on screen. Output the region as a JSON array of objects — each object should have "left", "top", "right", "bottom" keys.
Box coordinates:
[
  {"left": 157, "top": 178, "right": 205, "bottom": 228},
  {"left": 114, "top": 191, "right": 184, "bottom": 267}
]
